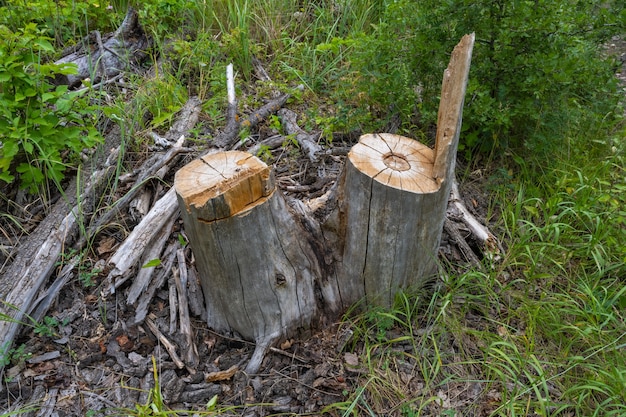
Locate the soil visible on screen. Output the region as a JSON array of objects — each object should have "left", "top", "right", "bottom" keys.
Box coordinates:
[{"left": 1, "top": 33, "right": 624, "bottom": 417}]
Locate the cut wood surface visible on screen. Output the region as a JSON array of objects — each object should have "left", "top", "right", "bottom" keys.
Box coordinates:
[{"left": 347, "top": 133, "right": 437, "bottom": 193}]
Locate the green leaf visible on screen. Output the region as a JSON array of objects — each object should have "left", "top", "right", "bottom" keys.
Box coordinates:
[
  {"left": 142, "top": 259, "right": 162, "bottom": 268},
  {"left": 33, "top": 39, "right": 54, "bottom": 52},
  {"left": 22, "top": 141, "right": 33, "bottom": 154}
]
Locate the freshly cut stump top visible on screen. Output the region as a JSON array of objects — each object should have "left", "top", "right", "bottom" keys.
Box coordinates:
[
  {"left": 348, "top": 133, "right": 438, "bottom": 193},
  {"left": 175, "top": 151, "right": 275, "bottom": 221}
]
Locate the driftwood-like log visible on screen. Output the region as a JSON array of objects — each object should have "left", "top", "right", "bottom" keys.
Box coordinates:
[
  {"left": 174, "top": 34, "right": 475, "bottom": 373},
  {"left": 54, "top": 7, "right": 150, "bottom": 86},
  {"left": 0, "top": 164, "right": 113, "bottom": 381}
]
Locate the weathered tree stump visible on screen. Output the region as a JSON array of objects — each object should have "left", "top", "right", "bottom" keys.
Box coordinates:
[
  {"left": 175, "top": 151, "right": 323, "bottom": 371},
  {"left": 175, "top": 34, "right": 475, "bottom": 372},
  {"left": 334, "top": 132, "right": 444, "bottom": 307}
]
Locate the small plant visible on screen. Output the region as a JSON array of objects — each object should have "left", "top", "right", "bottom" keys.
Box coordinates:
[
  {"left": 0, "top": 343, "right": 31, "bottom": 369},
  {"left": 0, "top": 24, "right": 102, "bottom": 193}
]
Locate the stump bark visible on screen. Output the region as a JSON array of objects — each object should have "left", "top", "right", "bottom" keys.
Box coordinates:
[{"left": 174, "top": 34, "right": 475, "bottom": 372}]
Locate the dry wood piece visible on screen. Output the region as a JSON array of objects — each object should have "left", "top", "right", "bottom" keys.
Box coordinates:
[
  {"left": 126, "top": 215, "right": 176, "bottom": 305},
  {"left": 145, "top": 315, "right": 185, "bottom": 369},
  {"left": 0, "top": 165, "right": 114, "bottom": 381},
  {"left": 105, "top": 187, "right": 179, "bottom": 292},
  {"left": 449, "top": 181, "right": 501, "bottom": 256},
  {"left": 186, "top": 266, "right": 206, "bottom": 318},
  {"left": 174, "top": 249, "right": 199, "bottom": 369},
  {"left": 278, "top": 108, "right": 322, "bottom": 162},
  {"left": 53, "top": 8, "right": 150, "bottom": 86},
  {"left": 132, "top": 243, "right": 178, "bottom": 325},
  {"left": 76, "top": 96, "right": 201, "bottom": 250},
  {"left": 433, "top": 33, "right": 475, "bottom": 183}
]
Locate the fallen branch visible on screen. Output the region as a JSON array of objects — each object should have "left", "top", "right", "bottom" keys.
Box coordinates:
[
  {"left": 53, "top": 8, "right": 150, "bottom": 86},
  {"left": 132, "top": 242, "right": 178, "bottom": 325},
  {"left": 105, "top": 187, "right": 180, "bottom": 293},
  {"left": 0, "top": 165, "right": 114, "bottom": 382},
  {"left": 76, "top": 97, "right": 202, "bottom": 249},
  {"left": 449, "top": 181, "right": 502, "bottom": 258},
  {"left": 278, "top": 108, "right": 322, "bottom": 162},
  {"left": 174, "top": 250, "right": 199, "bottom": 369},
  {"left": 212, "top": 81, "right": 302, "bottom": 149},
  {"left": 145, "top": 315, "right": 185, "bottom": 369}
]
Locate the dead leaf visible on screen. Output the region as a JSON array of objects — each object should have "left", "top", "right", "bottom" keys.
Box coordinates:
[
  {"left": 344, "top": 352, "right": 359, "bottom": 367},
  {"left": 116, "top": 334, "right": 134, "bottom": 352},
  {"left": 205, "top": 365, "right": 238, "bottom": 382},
  {"left": 280, "top": 339, "right": 293, "bottom": 350},
  {"left": 97, "top": 236, "right": 117, "bottom": 255}
]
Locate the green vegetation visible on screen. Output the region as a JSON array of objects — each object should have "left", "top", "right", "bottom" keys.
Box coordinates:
[
  {"left": 1, "top": 0, "right": 625, "bottom": 415},
  {"left": 0, "top": 24, "right": 102, "bottom": 193}
]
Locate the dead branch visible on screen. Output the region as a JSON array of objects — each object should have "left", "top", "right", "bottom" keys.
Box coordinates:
[
  {"left": 0, "top": 164, "right": 114, "bottom": 382},
  {"left": 278, "top": 108, "right": 322, "bottom": 162},
  {"left": 76, "top": 97, "right": 202, "bottom": 249},
  {"left": 132, "top": 242, "right": 178, "bottom": 325},
  {"left": 126, "top": 215, "right": 177, "bottom": 304},
  {"left": 53, "top": 8, "right": 150, "bottom": 86},
  {"left": 145, "top": 315, "right": 185, "bottom": 369},
  {"left": 174, "top": 250, "right": 199, "bottom": 369},
  {"left": 105, "top": 188, "right": 179, "bottom": 293},
  {"left": 449, "top": 180, "right": 502, "bottom": 257}
]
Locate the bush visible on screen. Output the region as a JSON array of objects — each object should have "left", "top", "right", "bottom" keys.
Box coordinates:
[
  {"left": 333, "top": 0, "right": 625, "bottom": 154},
  {"left": 0, "top": 24, "right": 102, "bottom": 192}
]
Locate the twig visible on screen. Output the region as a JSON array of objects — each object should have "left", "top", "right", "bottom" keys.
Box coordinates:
[
  {"left": 168, "top": 275, "right": 178, "bottom": 333},
  {"left": 449, "top": 181, "right": 502, "bottom": 256},
  {"left": 145, "top": 314, "right": 185, "bottom": 369},
  {"left": 278, "top": 108, "right": 322, "bottom": 162},
  {"left": 175, "top": 250, "right": 200, "bottom": 369}
]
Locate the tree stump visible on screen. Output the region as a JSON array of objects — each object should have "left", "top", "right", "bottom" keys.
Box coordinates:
[
  {"left": 175, "top": 151, "right": 323, "bottom": 371},
  {"left": 334, "top": 132, "right": 445, "bottom": 308},
  {"left": 175, "top": 34, "right": 475, "bottom": 372}
]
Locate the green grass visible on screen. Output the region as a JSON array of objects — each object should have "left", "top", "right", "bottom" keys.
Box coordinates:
[{"left": 1, "top": 0, "right": 625, "bottom": 415}]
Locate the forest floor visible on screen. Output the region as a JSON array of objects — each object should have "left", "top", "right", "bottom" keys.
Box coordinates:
[{"left": 1, "top": 34, "right": 624, "bottom": 417}]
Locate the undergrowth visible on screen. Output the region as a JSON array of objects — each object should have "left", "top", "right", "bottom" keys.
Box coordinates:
[{"left": 0, "top": 0, "right": 625, "bottom": 415}]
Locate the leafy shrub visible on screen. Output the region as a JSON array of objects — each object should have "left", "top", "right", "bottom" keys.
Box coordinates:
[
  {"left": 0, "top": 0, "right": 121, "bottom": 46},
  {"left": 331, "top": 0, "right": 625, "bottom": 154},
  {"left": 0, "top": 24, "right": 102, "bottom": 192}
]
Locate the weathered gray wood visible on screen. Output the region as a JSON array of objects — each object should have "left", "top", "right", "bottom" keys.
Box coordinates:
[
  {"left": 54, "top": 8, "right": 150, "bottom": 86},
  {"left": 333, "top": 133, "right": 444, "bottom": 307},
  {"left": 126, "top": 215, "right": 176, "bottom": 305},
  {"left": 105, "top": 187, "right": 179, "bottom": 292},
  {"left": 175, "top": 249, "right": 199, "bottom": 369},
  {"left": 0, "top": 165, "right": 113, "bottom": 382},
  {"left": 433, "top": 33, "right": 475, "bottom": 184},
  {"left": 175, "top": 151, "right": 323, "bottom": 372}
]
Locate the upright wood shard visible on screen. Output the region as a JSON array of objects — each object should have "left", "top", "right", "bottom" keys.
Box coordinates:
[{"left": 433, "top": 33, "right": 475, "bottom": 183}]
